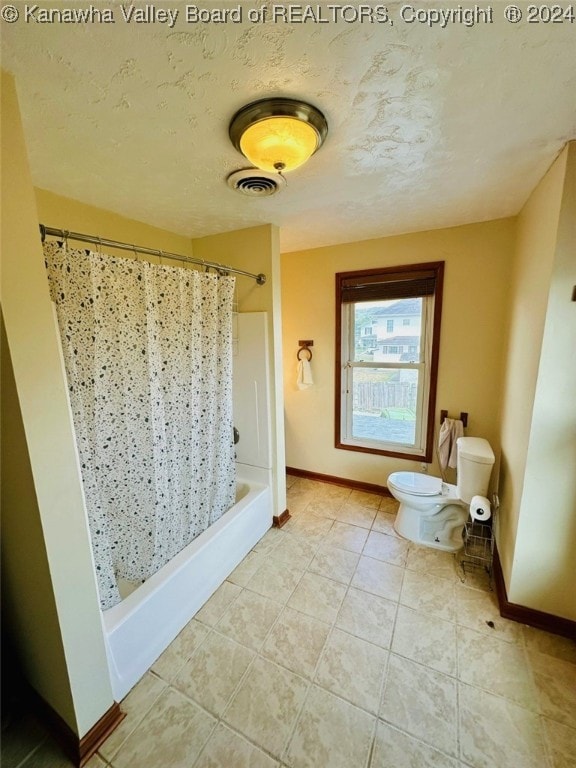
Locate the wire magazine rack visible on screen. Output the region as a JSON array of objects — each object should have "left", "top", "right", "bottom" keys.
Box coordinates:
[{"left": 459, "top": 518, "right": 495, "bottom": 586}]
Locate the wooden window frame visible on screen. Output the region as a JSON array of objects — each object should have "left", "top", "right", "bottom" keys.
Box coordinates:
[{"left": 335, "top": 261, "right": 444, "bottom": 462}]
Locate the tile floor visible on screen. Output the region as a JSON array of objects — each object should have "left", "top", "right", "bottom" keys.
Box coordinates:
[{"left": 3, "top": 474, "right": 575, "bottom": 768}]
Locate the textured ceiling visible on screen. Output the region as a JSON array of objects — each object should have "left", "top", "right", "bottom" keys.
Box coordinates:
[{"left": 3, "top": 1, "right": 576, "bottom": 252}]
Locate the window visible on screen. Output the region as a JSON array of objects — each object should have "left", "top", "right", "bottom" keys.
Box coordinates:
[{"left": 335, "top": 262, "right": 444, "bottom": 461}]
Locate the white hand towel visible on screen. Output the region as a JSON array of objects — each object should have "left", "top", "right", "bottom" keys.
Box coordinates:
[
  {"left": 297, "top": 358, "right": 314, "bottom": 390},
  {"left": 438, "top": 418, "right": 464, "bottom": 470},
  {"left": 448, "top": 419, "right": 464, "bottom": 468}
]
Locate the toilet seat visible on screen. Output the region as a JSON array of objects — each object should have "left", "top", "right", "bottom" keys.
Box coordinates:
[{"left": 388, "top": 472, "right": 443, "bottom": 497}]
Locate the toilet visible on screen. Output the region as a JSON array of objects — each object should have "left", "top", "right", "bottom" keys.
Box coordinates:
[{"left": 387, "top": 437, "right": 495, "bottom": 552}]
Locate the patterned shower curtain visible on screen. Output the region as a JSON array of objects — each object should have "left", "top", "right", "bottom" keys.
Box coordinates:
[{"left": 44, "top": 241, "right": 236, "bottom": 609}]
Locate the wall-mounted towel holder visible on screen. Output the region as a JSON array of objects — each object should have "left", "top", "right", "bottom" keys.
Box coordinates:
[
  {"left": 297, "top": 340, "right": 313, "bottom": 361},
  {"left": 440, "top": 409, "right": 468, "bottom": 428}
]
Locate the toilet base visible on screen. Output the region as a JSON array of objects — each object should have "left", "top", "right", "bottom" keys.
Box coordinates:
[{"left": 394, "top": 501, "right": 467, "bottom": 553}]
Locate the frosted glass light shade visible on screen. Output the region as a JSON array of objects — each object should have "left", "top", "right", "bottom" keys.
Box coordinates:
[
  {"left": 240, "top": 117, "right": 320, "bottom": 173},
  {"left": 229, "top": 98, "right": 328, "bottom": 174}
]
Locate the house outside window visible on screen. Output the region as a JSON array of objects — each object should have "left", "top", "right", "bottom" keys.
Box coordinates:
[{"left": 335, "top": 262, "right": 444, "bottom": 461}]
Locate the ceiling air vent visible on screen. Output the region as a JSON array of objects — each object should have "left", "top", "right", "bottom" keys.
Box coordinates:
[{"left": 227, "top": 168, "right": 286, "bottom": 197}]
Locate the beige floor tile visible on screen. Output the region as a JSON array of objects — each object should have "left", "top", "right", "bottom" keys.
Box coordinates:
[
  {"left": 323, "top": 521, "right": 369, "bottom": 553},
  {"left": 314, "top": 483, "right": 351, "bottom": 503},
  {"left": 400, "top": 568, "right": 456, "bottom": 622},
  {"left": 194, "top": 581, "right": 242, "bottom": 627},
  {"left": 380, "top": 654, "right": 458, "bottom": 757},
  {"left": 371, "top": 720, "right": 460, "bottom": 768},
  {"left": 456, "top": 561, "right": 493, "bottom": 592},
  {"left": 363, "top": 530, "right": 409, "bottom": 566},
  {"left": 349, "top": 489, "right": 382, "bottom": 509},
  {"left": 285, "top": 490, "right": 314, "bottom": 515},
  {"left": 287, "top": 571, "right": 347, "bottom": 624},
  {"left": 541, "top": 717, "right": 576, "bottom": 768},
  {"left": 112, "top": 687, "right": 216, "bottom": 768},
  {"left": 286, "top": 473, "right": 298, "bottom": 489},
  {"left": 528, "top": 650, "right": 576, "bottom": 728},
  {"left": 304, "top": 497, "right": 341, "bottom": 519},
  {"left": 151, "top": 619, "right": 209, "bottom": 682},
  {"left": 262, "top": 606, "right": 330, "bottom": 678},
  {"left": 372, "top": 510, "right": 401, "bottom": 538},
  {"left": 332, "top": 501, "right": 377, "bottom": 529},
  {"left": 378, "top": 495, "right": 399, "bottom": 514},
  {"left": 308, "top": 543, "right": 360, "bottom": 585},
  {"left": 246, "top": 558, "right": 304, "bottom": 603},
  {"left": 270, "top": 535, "right": 318, "bottom": 570},
  {"left": 351, "top": 555, "right": 404, "bottom": 602},
  {"left": 85, "top": 754, "right": 107, "bottom": 768},
  {"left": 457, "top": 625, "right": 539, "bottom": 711},
  {"left": 284, "top": 684, "right": 375, "bottom": 768},
  {"left": 315, "top": 628, "right": 388, "bottom": 714},
  {"left": 289, "top": 478, "right": 321, "bottom": 495},
  {"left": 455, "top": 583, "right": 524, "bottom": 643},
  {"left": 223, "top": 657, "right": 308, "bottom": 759},
  {"left": 228, "top": 550, "right": 267, "bottom": 587},
  {"left": 173, "top": 630, "right": 254, "bottom": 716},
  {"left": 252, "top": 527, "right": 284, "bottom": 555},
  {"left": 195, "top": 723, "right": 278, "bottom": 768},
  {"left": 335, "top": 586, "right": 397, "bottom": 649},
  {"left": 283, "top": 512, "right": 334, "bottom": 543},
  {"left": 405, "top": 544, "right": 460, "bottom": 582},
  {"left": 459, "top": 682, "right": 548, "bottom": 768},
  {"left": 100, "top": 671, "right": 167, "bottom": 760},
  {"left": 392, "top": 606, "right": 457, "bottom": 676},
  {"left": 523, "top": 626, "right": 576, "bottom": 665},
  {"left": 216, "top": 589, "right": 282, "bottom": 651}
]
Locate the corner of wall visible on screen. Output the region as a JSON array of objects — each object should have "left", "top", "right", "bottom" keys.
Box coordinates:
[
  {"left": 496, "top": 142, "right": 573, "bottom": 618},
  {"left": 1, "top": 69, "right": 114, "bottom": 737}
]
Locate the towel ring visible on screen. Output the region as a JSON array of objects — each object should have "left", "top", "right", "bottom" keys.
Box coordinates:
[{"left": 297, "top": 347, "right": 312, "bottom": 361}]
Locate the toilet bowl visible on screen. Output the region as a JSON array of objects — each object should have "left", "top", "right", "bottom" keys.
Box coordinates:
[{"left": 387, "top": 437, "right": 495, "bottom": 553}]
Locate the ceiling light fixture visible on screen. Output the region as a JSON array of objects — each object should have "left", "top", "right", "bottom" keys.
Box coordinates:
[{"left": 229, "top": 98, "right": 328, "bottom": 174}]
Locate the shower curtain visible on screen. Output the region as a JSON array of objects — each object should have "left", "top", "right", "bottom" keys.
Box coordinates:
[{"left": 44, "top": 241, "right": 236, "bottom": 609}]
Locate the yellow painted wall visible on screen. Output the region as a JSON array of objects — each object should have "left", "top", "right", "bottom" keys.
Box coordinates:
[
  {"left": 36, "top": 187, "right": 194, "bottom": 263},
  {"left": 281, "top": 218, "right": 515, "bottom": 488},
  {"left": 497, "top": 146, "right": 568, "bottom": 591},
  {"left": 194, "top": 226, "right": 287, "bottom": 515},
  {"left": 503, "top": 144, "right": 575, "bottom": 620},
  {"left": 1, "top": 71, "right": 114, "bottom": 736}
]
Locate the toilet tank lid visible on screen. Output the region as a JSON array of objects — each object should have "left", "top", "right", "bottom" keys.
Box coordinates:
[{"left": 457, "top": 437, "right": 495, "bottom": 465}]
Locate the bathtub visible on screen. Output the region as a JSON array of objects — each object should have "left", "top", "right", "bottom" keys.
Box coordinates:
[{"left": 102, "top": 463, "right": 272, "bottom": 700}]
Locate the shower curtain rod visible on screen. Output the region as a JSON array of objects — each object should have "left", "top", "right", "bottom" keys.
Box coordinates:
[{"left": 39, "top": 224, "right": 267, "bottom": 285}]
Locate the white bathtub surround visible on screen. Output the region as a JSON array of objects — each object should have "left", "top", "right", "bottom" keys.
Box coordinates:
[{"left": 44, "top": 241, "right": 236, "bottom": 609}]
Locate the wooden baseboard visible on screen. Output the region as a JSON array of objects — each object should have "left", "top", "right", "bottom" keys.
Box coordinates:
[
  {"left": 26, "top": 685, "right": 125, "bottom": 767},
  {"left": 273, "top": 509, "right": 291, "bottom": 528},
  {"left": 493, "top": 545, "right": 576, "bottom": 640},
  {"left": 78, "top": 703, "right": 126, "bottom": 766},
  {"left": 286, "top": 466, "right": 392, "bottom": 496}
]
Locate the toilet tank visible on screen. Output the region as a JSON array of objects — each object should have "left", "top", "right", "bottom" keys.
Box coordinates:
[{"left": 456, "top": 437, "right": 495, "bottom": 504}]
